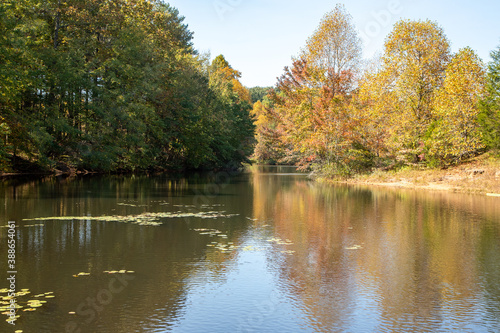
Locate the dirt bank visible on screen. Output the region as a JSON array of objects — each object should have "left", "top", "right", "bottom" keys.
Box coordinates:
[{"left": 339, "top": 154, "right": 500, "bottom": 196}]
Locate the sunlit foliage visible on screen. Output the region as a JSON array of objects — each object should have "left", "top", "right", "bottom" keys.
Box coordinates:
[
  {"left": 0, "top": 0, "right": 254, "bottom": 172},
  {"left": 254, "top": 6, "right": 495, "bottom": 177},
  {"left": 428, "top": 48, "right": 486, "bottom": 164}
]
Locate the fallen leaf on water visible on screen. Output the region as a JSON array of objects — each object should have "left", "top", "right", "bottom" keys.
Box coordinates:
[
  {"left": 267, "top": 237, "right": 293, "bottom": 245},
  {"left": 104, "top": 270, "right": 133, "bottom": 274}
]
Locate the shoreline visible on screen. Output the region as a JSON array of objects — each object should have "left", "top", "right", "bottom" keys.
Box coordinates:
[
  {"left": 323, "top": 155, "right": 500, "bottom": 197},
  {"left": 326, "top": 177, "right": 500, "bottom": 197}
]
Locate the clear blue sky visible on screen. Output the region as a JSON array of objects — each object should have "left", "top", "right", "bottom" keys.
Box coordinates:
[{"left": 166, "top": 0, "right": 500, "bottom": 88}]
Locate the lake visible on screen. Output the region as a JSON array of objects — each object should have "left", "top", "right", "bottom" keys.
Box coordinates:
[{"left": 1, "top": 165, "right": 500, "bottom": 332}]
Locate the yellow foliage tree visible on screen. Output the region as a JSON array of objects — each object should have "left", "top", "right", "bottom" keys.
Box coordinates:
[
  {"left": 303, "top": 3, "right": 362, "bottom": 94},
  {"left": 360, "top": 20, "right": 450, "bottom": 162},
  {"left": 251, "top": 99, "right": 287, "bottom": 163},
  {"left": 428, "top": 47, "right": 486, "bottom": 163},
  {"left": 210, "top": 55, "right": 251, "bottom": 104}
]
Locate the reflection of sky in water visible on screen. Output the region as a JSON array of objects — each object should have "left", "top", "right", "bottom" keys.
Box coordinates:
[{"left": 170, "top": 241, "right": 308, "bottom": 332}]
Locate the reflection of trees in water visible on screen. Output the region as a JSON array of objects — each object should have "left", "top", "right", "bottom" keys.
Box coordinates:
[
  {"left": 0, "top": 174, "right": 200, "bottom": 222},
  {"left": 1, "top": 171, "right": 499, "bottom": 331},
  {"left": 0, "top": 214, "right": 204, "bottom": 332},
  {"left": 0, "top": 173, "right": 251, "bottom": 332},
  {"left": 250, "top": 172, "right": 500, "bottom": 331}
]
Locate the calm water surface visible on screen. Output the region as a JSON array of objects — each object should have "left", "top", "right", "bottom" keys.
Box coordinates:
[{"left": 1, "top": 166, "right": 500, "bottom": 332}]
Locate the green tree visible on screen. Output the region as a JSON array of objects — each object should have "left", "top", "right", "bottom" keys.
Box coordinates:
[
  {"left": 479, "top": 45, "right": 500, "bottom": 153},
  {"left": 207, "top": 55, "right": 255, "bottom": 168},
  {"left": 249, "top": 87, "right": 272, "bottom": 104},
  {"left": 0, "top": 0, "right": 254, "bottom": 173}
]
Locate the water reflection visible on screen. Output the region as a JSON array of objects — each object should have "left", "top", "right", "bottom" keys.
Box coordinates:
[
  {"left": 0, "top": 167, "right": 499, "bottom": 332},
  {"left": 250, "top": 167, "right": 500, "bottom": 332}
]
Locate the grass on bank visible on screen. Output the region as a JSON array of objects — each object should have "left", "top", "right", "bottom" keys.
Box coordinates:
[{"left": 331, "top": 153, "right": 500, "bottom": 195}]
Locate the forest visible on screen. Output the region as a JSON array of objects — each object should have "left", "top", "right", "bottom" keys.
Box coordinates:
[
  {"left": 252, "top": 5, "right": 500, "bottom": 178},
  {"left": 2, "top": 1, "right": 500, "bottom": 178},
  {"left": 0, "top": 0, "right": 254, "bottom": 173}
]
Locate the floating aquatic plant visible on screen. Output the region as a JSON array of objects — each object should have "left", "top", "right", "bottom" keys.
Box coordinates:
[
  {"left": 242, "top": 245, "right": 264, "bottom": 251},
  {"left": 345, "top": 245, "right": 363, "bottom": 250},
  {"left": 23, "top": 211, "right": 239, "bottom": 226},
  {"left": 267, "top": 237, "right": 293, "bottom": 246},
  {"left": 103, "top": 270, "right": 135, "bottom": 274},
  {"left": 212, "top": 243, "right": 239, "bottom": 253},
  {"left": 194, "top": 228, "right": 223, "bottom": 237},
  {"left": 117, "top": 203, "right": 147, "bottom": 207},
  {"left": 0, "top": 288, "right": 55, "bottom": 322}
]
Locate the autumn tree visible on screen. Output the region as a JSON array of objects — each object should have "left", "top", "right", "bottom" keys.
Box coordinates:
[
  {"left": 303, "top": 3, "right": 361, "bottom": 94},
  {"left": 427, "top": 47, "right": 486, "bottom": 164},
  {"left": 210, "top": 55, "right": 252, "bottom": 104},
  {"left": 360, "top": 20, "right": 450, "bottom": 163},
  {"left": 251, "top": 95, "right": 288, "bottom": 164},
  {"left": 265, "top": 4, "right": 369, "bottom": 176},
  {"left": 251, "top": 9, "right": 500, "bottom": 177}
]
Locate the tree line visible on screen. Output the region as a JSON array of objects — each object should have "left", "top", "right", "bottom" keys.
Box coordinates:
[
  {"left": 252, "top": 4, "right": 500, "bottom": 177},
  {"left": 0, "top": 0, "right": 254, "bottom": 173}
]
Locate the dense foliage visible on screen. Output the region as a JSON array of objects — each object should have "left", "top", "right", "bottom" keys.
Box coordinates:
[
  {"left": 248, "top": 86, "right": 272, "bottom": 104},
  {"left": 0, "top": 0, "right": 254, "bottom": 173},
  {"left": 253, "top": 4, "right": 498, "bottom": 177},
  {"left": 479, "top": 46, "right": 500, "bottom": 153}
]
